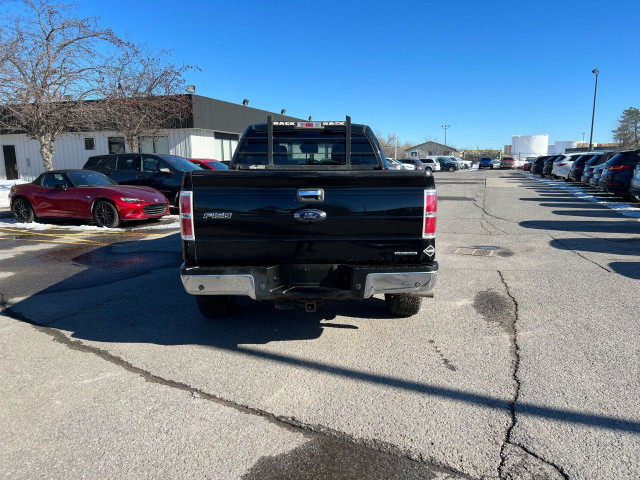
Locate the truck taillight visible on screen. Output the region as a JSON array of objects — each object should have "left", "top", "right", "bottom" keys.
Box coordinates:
[
  {"left": 423, "top": 190, "right": 437, "bottom": 238},
  {"left": 180, "top": 191, "right": 194, "bottom": 240}
]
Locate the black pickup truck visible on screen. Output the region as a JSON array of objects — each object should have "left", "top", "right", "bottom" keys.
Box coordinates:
[{"left": 179, "top": 117, "right": 438, "bottom": 317}]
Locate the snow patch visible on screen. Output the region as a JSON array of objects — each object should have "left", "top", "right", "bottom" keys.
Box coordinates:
[
  {"left": 0, "top": 179, "right": 26, "bottom": 209},
  {"left": 0, "top": 215, "right": 180, "bottom": 232}
]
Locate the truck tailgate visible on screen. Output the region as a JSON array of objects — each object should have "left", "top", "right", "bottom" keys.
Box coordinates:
[{"left": 185, "top": 170, "right": 435, "bottom": 266}]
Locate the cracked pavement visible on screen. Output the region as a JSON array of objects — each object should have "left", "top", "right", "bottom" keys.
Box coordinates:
[{"left": 1, "top": 170, "right": 639, "bottom": 479}]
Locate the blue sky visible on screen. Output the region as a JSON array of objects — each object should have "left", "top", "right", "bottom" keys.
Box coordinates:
[{"left": 14, "top": 1, "right": 640, "bottom": 148}]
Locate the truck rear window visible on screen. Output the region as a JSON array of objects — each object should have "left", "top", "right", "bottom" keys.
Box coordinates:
[{"left": 234, "top": 130, "right": 378, "bottom": 166}]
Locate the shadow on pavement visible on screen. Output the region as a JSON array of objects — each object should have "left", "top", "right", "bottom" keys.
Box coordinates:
[
  {"left": 5, "top": 233, "right": 640, "bottom": 435},
  {"left": 609, "top": 262, "right": 640, "bottom": 280},
  {"left": 549, "top": 237, "right": 640, "bottom": 256},
  {"left": 521, "top": 220, "right": 640, "bottom": 234}
]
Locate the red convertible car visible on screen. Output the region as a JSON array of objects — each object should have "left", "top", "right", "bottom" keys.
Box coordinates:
[
  {"left": 9, "top": 170, "right": 170, "bottom": 228},
  {"left": 188, "top": 158, "right": 229, "bottom": 170}
]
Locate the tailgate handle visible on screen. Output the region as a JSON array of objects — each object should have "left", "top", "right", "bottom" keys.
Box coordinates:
[{"left": 296, "top": 189, "right": 324, "bottom": 203}]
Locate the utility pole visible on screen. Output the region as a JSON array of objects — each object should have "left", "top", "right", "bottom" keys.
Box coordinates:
[
  {"left": 394, "top": 132, "right": 398, "bottom": 160},
  {"left": 582, "top": 132, "right": 585, "bottom": 144},
  {"left": 588, "top": 69, "right": 599, "bottom": 152},
  {"left": 441, "top": 125, "right": 450, "bottom": 147}
]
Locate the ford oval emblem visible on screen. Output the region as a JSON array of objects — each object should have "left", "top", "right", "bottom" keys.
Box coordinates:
[{"left": 294, "top": 209, "right": 327, "bottom": 223}]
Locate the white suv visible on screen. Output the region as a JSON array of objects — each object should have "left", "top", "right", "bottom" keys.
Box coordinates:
[{"left": 418, "top": 157, "right": 442, "bottom": 172}]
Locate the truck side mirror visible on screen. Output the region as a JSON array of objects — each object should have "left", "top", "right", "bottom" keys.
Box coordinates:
[{"left": 159, "top": 167, "right": 171, "bottom": 174}]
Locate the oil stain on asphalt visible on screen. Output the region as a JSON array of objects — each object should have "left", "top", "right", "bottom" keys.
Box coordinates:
[
  {"left": 473, "top": 290, "right": 515, "bottom": 336},
  {"left": 242, "top": 437, "right": 443, "bottom": 480}
]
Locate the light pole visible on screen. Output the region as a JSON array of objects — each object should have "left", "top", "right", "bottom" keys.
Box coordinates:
[
  {"left": 441, "top": 125, "right": 450, "bottom": 147},
  {"left": 588, "top": 69, "right": 599, "bottom": 152},
  {"left": 582, "top": 132, "right": 585, "bottom": 144}
]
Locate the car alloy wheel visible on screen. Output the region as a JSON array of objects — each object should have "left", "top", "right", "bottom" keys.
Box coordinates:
[
  {"left": 12, "top": 197, "right": 34, "bottom": 223},
  {"left": 93, "top": 200, "right": 120, "bottom": 228},
  {"left": 448, "top": 166, "right": 455, "bottom": 172}
]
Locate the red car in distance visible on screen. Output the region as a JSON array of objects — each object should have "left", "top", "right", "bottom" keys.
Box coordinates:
[
  {"left": 188, "top": 158, "right": 229, "bottom": 170},
  {"left": 500, "top": 156, "right": 516, "bottom": 169},
  {"left": 9, "top": 170, "right": 170, "bottom": 228}
]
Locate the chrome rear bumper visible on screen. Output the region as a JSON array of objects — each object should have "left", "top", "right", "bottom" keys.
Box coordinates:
[{"left": 181, "top": 263, "right": 437, "bottom": 300}]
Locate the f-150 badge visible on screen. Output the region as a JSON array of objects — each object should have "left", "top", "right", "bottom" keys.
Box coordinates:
[
  {"left": 294, "top": 209, "right": 327, "bottom": 223},
  {"left": 203, "top": 212, "right": 232, "bottom": 219}
]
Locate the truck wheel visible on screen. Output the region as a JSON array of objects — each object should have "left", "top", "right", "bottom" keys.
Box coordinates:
[
  {"left": 385, "top": 294, "right": 422, "bottom": 317},
  {"left": 196, "top": 295, "right": 236, "bottom": 318}
]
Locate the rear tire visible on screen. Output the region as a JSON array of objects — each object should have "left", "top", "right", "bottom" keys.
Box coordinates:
[
  {"left": 448, "top": 166, "right": 455, "bottom": 172},
  {"left": 490, "top": 165, "right": 493, "bottom": 169},
  {"left": 385, "top": 294, "right": 422, "bottom": 317},
  {"left": 425, "top": 167, "right": 432, "bottom": 173},
  {"left": 12, "top": 197, "right": 35, "bottom": 223},
  {"left": 93, "top": 200, "right": 120, "bottom": 228},
  {"left": 196, "top": 295, "right": 236, "bottom": 318}
]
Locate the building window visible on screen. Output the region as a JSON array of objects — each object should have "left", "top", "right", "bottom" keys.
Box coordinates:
[
  {"left": 108, "top": 137, "right": 125, "bottom": 154},
  {"left": 214, "top": 132, "right": 239, "bottom": 162},
  {"left": 139, "top": 137, "right": 169, "bottom": 154},
  {"left": 84, "top": 137, "right": 95, "bottom": 150}
]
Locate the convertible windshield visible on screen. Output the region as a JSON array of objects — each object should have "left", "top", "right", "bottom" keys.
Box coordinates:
[
  {"left": 157, "top": 154, "right": 202, "bottom": 171},
  {"left": 67, "top": 171, "right": 115, "bottom": 186}
]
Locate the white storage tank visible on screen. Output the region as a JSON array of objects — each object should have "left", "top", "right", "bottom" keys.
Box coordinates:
[
  {"left": 550, "top": 140, "right": 580, "bottom": 154},
  {"left": 511, "top": 134, "right": 548, "bottom": 159}
]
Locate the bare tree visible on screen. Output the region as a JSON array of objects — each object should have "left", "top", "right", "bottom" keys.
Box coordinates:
[
  {"left": 99, "top": 44, "right": 196, "bottom": 153},
  {"left": 0, "top": 0, "right": 120, "bottom": 171},
  {"left": 375, "top": 131, "right": 414, "bottom": 159}
]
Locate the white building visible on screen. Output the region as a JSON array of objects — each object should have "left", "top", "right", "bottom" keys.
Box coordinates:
[{"left": 0, "top": 95, "right": 299, "bottom": 181}]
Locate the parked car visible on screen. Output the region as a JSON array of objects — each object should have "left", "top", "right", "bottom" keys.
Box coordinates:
[
  {"left": 500, "top": 157, "right": 516, "bottom": 169},
  {"left": 478, "top": 157, "right": 494, "bottom": 169},
  {"left": 189, "top": 158, "right": 229, "bottom": 170},
  {"left": 590, "top": 164, "right": 607, "bottom": 188},
  {"left": 400, "top": 159, "right": 425, "bottom": 171},
  {"left": 542, "top": 155, "right": 562, "bottom": 177},
  {"left": 597, "top": 149, "right": 640, "bottom": 197},
  {"left": 453, "top": 157, "right": 472, "bottom": 169},
  {"left": 436, "top": 157, "right": 460, "bottom": 172},
  {"left": 387, "top": 158, "right": 407, "bottom": 170},
  {"left": 551, "top": 154, "right": 582, "bottom": 180},
  {"left": 530, "top": 156, "right": 551, "bottom": 175},
  {"left": 84, "top": 153, "right": 202, "bottom": 207},
  {"left": 417, "top": 157, "right": 442, "bottom": 172},
  {"left": 523, "top": 161, "right": 532, "bottom": 171},
  {"left": 629, "top": 164, "right": 640, "bottom": 202},
  {"left": 567, "top": 153, "right": 599, "bottom": 182},
  {"left": 8, "top": 170, "right": 169, "bottom": 228},
  {"left": 180, "top": 118, "right": 438, "bottom": 318},
  {"left": 581, "top": 153, "right": 614, "bottom": 184}
]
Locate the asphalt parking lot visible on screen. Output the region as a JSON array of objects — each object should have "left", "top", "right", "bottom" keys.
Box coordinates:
[{"left": 1, "top": 170, "right": 639, "bottom": 479}]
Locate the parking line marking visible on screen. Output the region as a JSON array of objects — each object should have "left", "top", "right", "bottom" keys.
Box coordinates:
[
  {"left": 0, "top": 228, "right": 110, "bottom": 244},
  {"left": 2, "top": 237, "right": 107, "bottom": 246}
]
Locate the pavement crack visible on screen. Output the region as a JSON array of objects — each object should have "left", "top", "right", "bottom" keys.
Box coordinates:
[
  {"left": 471, "top": 190, "right": 519, "bottom": 226},
  {"left": 548, "top": 234, "right": 612, "bottom": 273},
  {"left": 1, "top": 310, "right": 477, "bottom": 480},
  {"left": 496, "top": 270, "right": 568, "bottom": 480}
]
